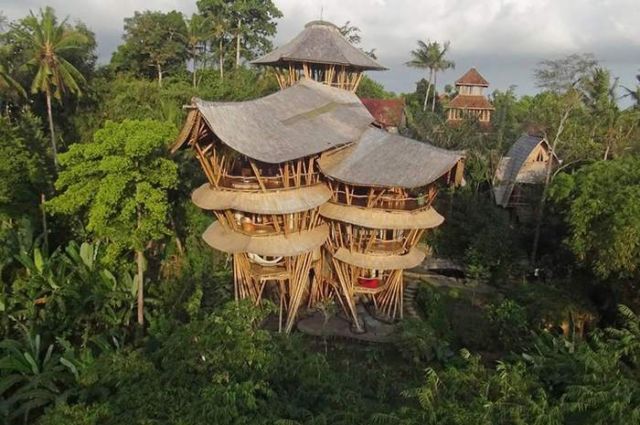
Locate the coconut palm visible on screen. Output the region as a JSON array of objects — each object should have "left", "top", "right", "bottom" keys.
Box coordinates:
[
  {"left": 185, "top": 14, "right": 211, "bottom": 88},
  {"left": 406, "top": 40, "right": 455, "bottom": 112},
  {"left": 623, "top": 72, "right": 640, "bottom": 109},
  {"left": 14, "top": 7, "right": 88, "bottom": 167},
  {"left": 0, "top": 62, "right": 26, "bottom": 100}
]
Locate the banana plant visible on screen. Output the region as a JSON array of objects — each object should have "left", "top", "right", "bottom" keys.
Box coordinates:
[{"left": 0, "top": 326, "right": 76, "bottom": 424}]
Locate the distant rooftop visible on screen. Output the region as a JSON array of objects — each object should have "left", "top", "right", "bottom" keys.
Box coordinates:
[
  {"left": 455, "top": 68, "right": 489, "bottom": 87},
  {"left": 252, "top": 20, "right": 387, "bottom": 71},
  {"left": 360, "top": 98, "right": 405, "bottom": 128},
  {"left": 447, "top": 95, "right": 495, "bottom": 110}
]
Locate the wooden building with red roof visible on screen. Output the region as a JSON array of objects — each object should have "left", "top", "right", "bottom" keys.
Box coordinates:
[
  {"left": 445, "top": 68, "right": 494, "bottom": 125},
  {"left": 359, "top": 98, "right": 406, "bottom": 133}
]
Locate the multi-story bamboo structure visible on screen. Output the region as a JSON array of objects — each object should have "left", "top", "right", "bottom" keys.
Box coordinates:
[
  {"left": 174, "top": 20, "right": 464, "bottom": 333},
  {"left": 251, "top": 20, "right": 386, "bottom": 91},
  {"left": 318, "top": 129, "right": 463, "bottom": 330}
]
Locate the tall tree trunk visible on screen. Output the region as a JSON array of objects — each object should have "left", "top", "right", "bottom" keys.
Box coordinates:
[
  {"left": 136, "top": 208, "right": 145, "bottom": 326},
  {"left": 157, "top": 63, "right": 163, "bottom": 87},
  {"left": 530, "top": 108, "right": 572, "bottom": 265},
  {"left": 136, "top": 249, "right": 145, "bottom": 326},
  {"left": 45, "top": 90, "right": 58, "bottom": 170},
  {"left": 431, "top": 72, "right": 438, "bottom": 112},
  {"left": 423, "top": 69, "right": 433, "bottom": 112},
  {"left": 219, "top": 39, "right": 224, "bottom": 80},
  {"left": 235, "top": 20, "right": 241, "bottom": 69},
  {"left": 192, "top": 46, "right": 198, "bottom": 88}
]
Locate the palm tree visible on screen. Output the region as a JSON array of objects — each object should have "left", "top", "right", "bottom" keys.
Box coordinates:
[
  {"left": 623, "top": 72, "right": 640, "bottom": 109},
  {"left": 406, "top": 40, "right": 455, "bottom": 112},
  {"left": 185, "top": 14, "right": 211, "bottom": 88},
  {"left": 0, "top": 62, "right": 26, "bottom": 99},
  {"left": 15, "top": 7, "right": 87, "bottom": 167}
]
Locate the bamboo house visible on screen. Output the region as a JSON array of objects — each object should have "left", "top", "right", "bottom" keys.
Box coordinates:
[{"left": 173, "top": 21, "right": 465, "bottom": 333}]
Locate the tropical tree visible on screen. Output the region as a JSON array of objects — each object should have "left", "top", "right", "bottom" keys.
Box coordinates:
[
  {"left": 623, "top": 72, "right": 640, "bottom": 109},
  {"left": 185, "top": 14, "right": 211, "bottom": 88},
  {"left": 0, "top": 62, "right": 25, "bottom": 100},
  {"left": 112, "top": 10, "right": 188, "bottom": 86},
  {"left": 406, "top": 40, "right": 454, "bottom": 112},
  {"left": 197, "top": 0, "right": 282, "bottom": 69},
  {"left": 13, "top": 7, "right": 89, "bottom": 167},
  {"left": 49, "top": 120, "right": 178, "bottom": 326},
  {"left": 550, "top": 157, "right": 640, "bottom": 279}
]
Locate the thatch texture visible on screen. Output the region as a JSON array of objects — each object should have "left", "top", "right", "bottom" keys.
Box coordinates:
[
  {"left": 174, "top": 79, "right": 373, "bottom": 163},
  {"left": 334, "top": 247, "right": 426, "bottom": 270},
  {"left": 319, "top": 127, "right": 463, "bottom": 188},
  {"left": 203, "top": 222, "right": 329, "bottom": 256},
  {"left": 192, "top": 183, "right": 331, "bottom": 214},
  {"left": 252, "top": 20, "right": 386, "bottom": 70},
  {"left": 319, "top": 202, "right": 444, "bottom": 229},
  {"left": 493, "top": 134, "right": 558, "bottom": 207}
]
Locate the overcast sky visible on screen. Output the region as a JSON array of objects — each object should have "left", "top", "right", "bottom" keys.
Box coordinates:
[{"left": 3, "top": 0, "right": 640, "bottom": 97}]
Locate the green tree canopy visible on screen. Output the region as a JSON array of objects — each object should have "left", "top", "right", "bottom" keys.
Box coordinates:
[
  {"left": 551, "top": 157, "right": 640, "bottom": 278},
  {"left": 49, "top": 119, "right": 178, "bottom": 325},
  {"left": 196, "top": 0, "right": 282, "bottom": 68},
  {"left": 112, "top": 10, "right": 188, "bottom": 86}
]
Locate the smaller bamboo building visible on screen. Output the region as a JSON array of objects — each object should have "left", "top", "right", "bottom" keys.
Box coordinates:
[
  {"left": 251, "top": 20, "right": 387, "bottom": 91},
  {"left": 493, "top": 134, "right": 560, "bottom": 218},
  {"left": 318, "top": 129, "right": 463, "bottom": 329},
  {"left": 446, "top": 68, "right": 494, "bottom": 125}
]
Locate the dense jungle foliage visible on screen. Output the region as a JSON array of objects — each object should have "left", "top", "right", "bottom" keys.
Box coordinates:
[{"left": 1, "top": 3, "right": 640, "bottom": 424}]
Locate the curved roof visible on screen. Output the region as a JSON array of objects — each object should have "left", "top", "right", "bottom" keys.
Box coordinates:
[
  {"left": 252, "top": 20, "right": 386, "bottom": 71},
  {"left": 175, "top": 79, "right": 373, "bottom": 163},
  {"left": 455, "top": 68, "right": 489, "bottom": 87},
  {"left": 319, "top": 127, "right": 463, "bottom": 188},
  {"left": 334, "top": 247, "right": 425, "bottom": 270},
  {"left": 319, "top": 202, "right": 444, "bottom": 229},
  {"left": 493, "top": 134, "right": 558, "bottom": 207},
  {"left": 202, "top": 222, "right": 329, "bottom": 256},
  {"left": 192, "top": 183, "right": 331, "bottom": 214}
]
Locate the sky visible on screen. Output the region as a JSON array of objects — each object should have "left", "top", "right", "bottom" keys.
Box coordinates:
[{"left": 3, "top": 0, "right": 640, "bottom": 98}]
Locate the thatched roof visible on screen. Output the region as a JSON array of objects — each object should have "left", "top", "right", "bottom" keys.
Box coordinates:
[
  {"left": 173, "top": 79, "right": 373, "bottom": 163},
  {"left": 319, "top": 202, "right": 444, "bottom": 229},
  {"left": 334, "top": 247, "right": 426, "bottom": 270},
  {"left": 202, "top": 222, "right": 329, "bottom": 256},
  {"left": 319, "top": 127, "right": 464, "bottom": 188},
  {"left": 252, "top": 20, "right": 386, "bottom": 71},
  {"left": 455, "top": 68, "right": 489, "bottom": 87},
  {"left": 192, "top": 183, "right": 331, "bottom": 214},
  {"left": 493, "top": 134, "right": 558, "bottom": 207},
  {"left": 447, "top": 95, "right": 494, "bottom": 110}
]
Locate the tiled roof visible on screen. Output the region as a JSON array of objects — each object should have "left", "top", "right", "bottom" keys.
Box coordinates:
[
  {"left": 447, "top": 94, "right": 494, "bottom": 110},
  {"left": 455, "top": 68, "right": 489, "bottom": 87},
  {"left": 360, "top": 98, "right": 405, "bottom": 128}
]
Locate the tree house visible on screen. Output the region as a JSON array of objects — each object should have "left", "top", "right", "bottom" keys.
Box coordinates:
[{"left": 174, "top": 21, "right": 464, "bottom": 333}]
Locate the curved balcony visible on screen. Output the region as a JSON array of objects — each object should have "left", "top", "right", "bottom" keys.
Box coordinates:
[
  {"left": 202, "top": 221, "right": 329, "bottom": 257},
  {"left": 192, "top": 183, "right": 331, "bottom": 215},
  {"left": 319, "top": 202, "right": 444, "bottom": 230},
  {"left": 333, "top": 247, "right": 425, "bottom": 270}
]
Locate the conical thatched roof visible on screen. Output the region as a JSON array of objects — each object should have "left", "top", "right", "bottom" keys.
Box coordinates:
[{"left": 252, "top": 20, "right": 386, "bottom": 70}]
